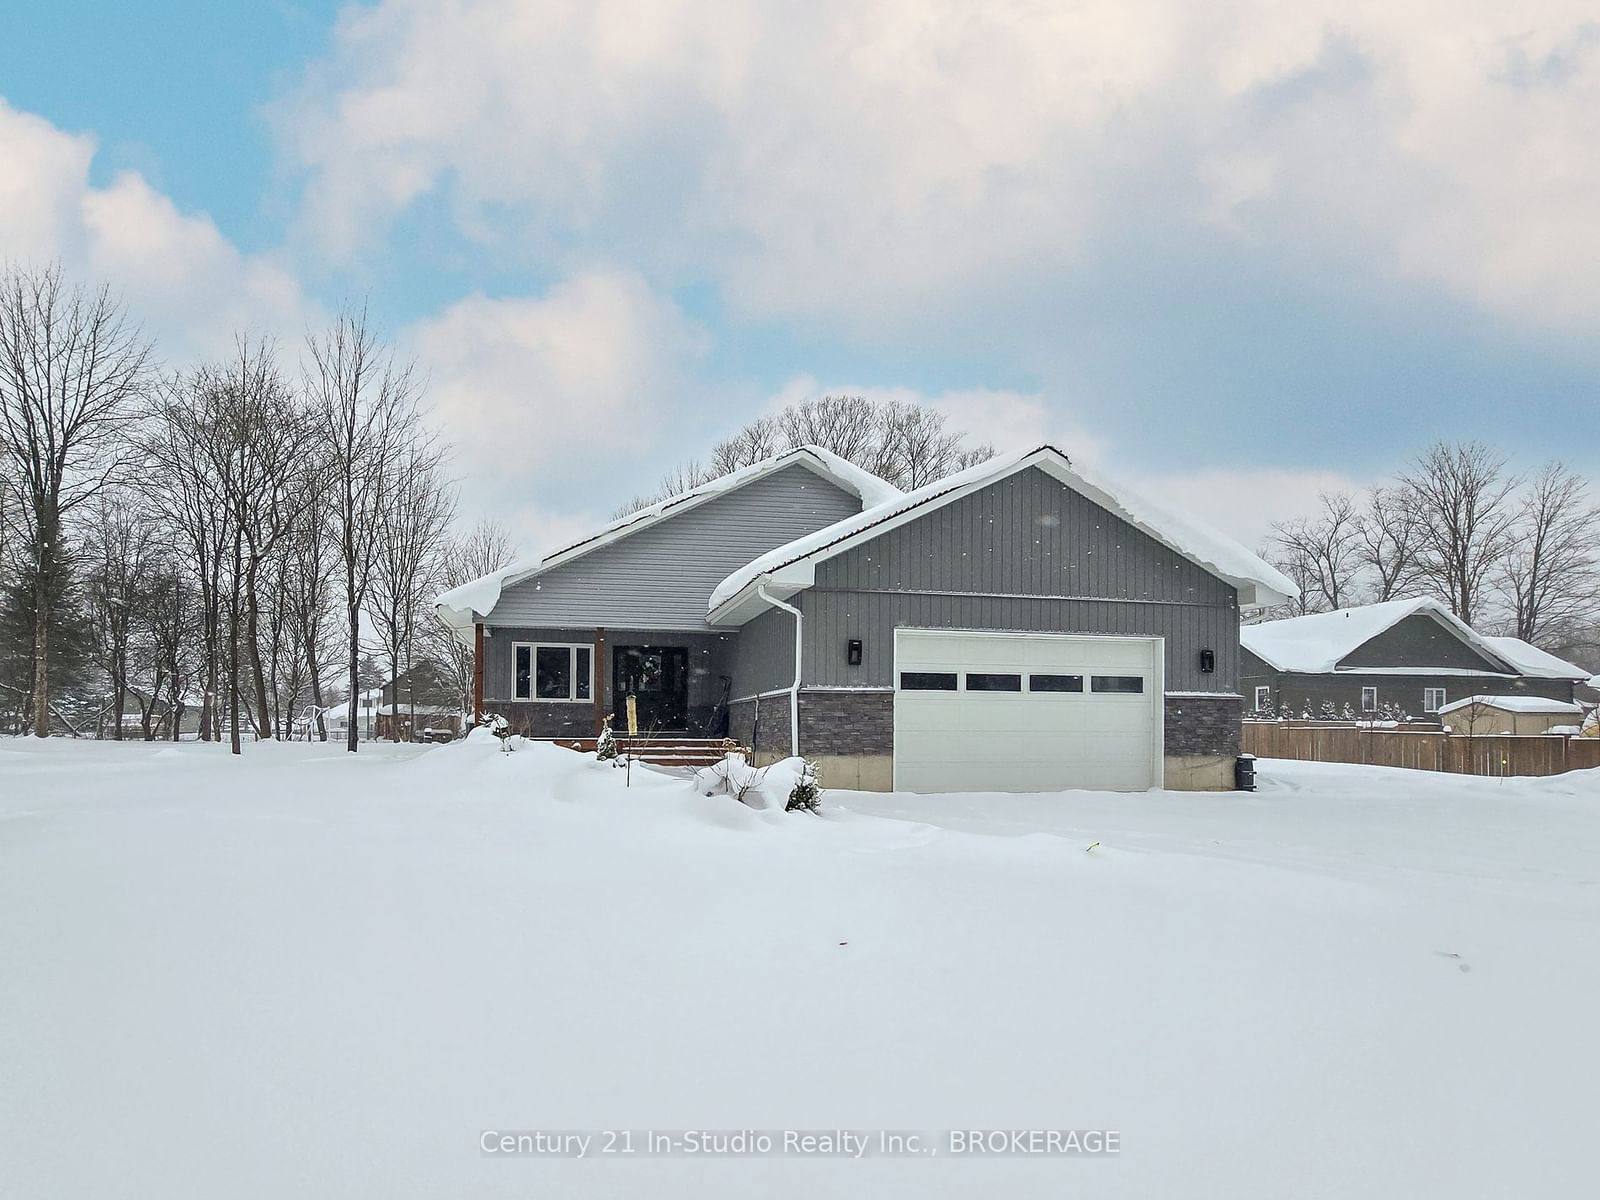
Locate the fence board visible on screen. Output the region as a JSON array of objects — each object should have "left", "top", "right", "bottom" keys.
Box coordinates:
[{"left": 1241, "top": 722, "right": 1599, "bottom": 779}]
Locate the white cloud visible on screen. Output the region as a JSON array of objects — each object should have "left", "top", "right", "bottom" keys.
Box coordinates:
[
  {"left": 407, "top": 269, "right": 709, "bottom": 526},
  {"left": 279, "top": 0, "right": 1600, "bottom": 333},
  {"left": 0, "top": 99, "right": 313, "bottom": 362}
]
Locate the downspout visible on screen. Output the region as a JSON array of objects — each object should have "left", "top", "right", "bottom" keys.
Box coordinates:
[{"left": 757, "top": 582, "right": 802, "bottom": 758}]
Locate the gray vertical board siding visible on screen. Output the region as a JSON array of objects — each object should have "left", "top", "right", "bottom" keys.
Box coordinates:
[
  {"left": 800, "top": 466, "right": 1240, "bottom": 693},
  {"left": 483, "top": 624, "right": 737, "bottom": 711},
  {"left": 487, "top": 464, "right": 864, "bottom": 630},
  {"left": 1337, "top": 613, "right": 1505, "bottom": 672},
  {"left": 729, "top": 606, "right": 797, "bottom": 699}
]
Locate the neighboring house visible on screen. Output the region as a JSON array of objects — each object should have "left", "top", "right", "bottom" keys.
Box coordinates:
[
  {"left": 1240, "top": 599, "right": 1589, "bottom": 719},
  {"left": 1436, "top": 695, "right": 1585, "bottom": 736},
  {"left": 436, "top": 444, "right": 1295, "bottom": 792},
  {"left": 377, "top": 662, "right": 463, "bottom": 740}
]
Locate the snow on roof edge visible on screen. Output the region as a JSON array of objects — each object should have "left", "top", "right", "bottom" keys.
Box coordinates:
[
  {"left": 708, "top": 445, "right": 1298, "bottom": 618},
  {"left": 1437, "top": 695, "right": 1583, "bottom": 714},
  {"left": 433, "top": 445, "right": 902, "bottom": 627},
  {"left": 1241, "top": 599, "right": 1522, "bottom": 676},
  {"left": 1480, "top": 635, "right": 1591, "bottom": 681}
]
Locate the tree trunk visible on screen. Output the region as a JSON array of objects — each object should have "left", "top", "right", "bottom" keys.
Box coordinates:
[
  {"left": 31, "top": 531, "right": 52, "bottom": 738},
  {"left": 306, "top": 631, "right": 327, "bottom": 741},
  {"left": 346, "top": 603, "right": 361, "bottom": 753},
  {"left": 229, "top": 529, "right": 243, "bottom": 756},
  {"left": 245, "top": 560, "right": 272, "bottom": 739}
]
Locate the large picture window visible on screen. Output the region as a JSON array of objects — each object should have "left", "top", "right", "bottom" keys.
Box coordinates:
[{"left": 513, "top": 643, "right": 592, "bottom": 702}]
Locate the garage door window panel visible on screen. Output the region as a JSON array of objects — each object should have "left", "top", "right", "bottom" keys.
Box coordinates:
[
  {"left": 1091, "top": 675, "right": 1144, "bottom": 694},
  {"left": 900, "top": 672, "right": 958, "bottom": 691},
  {"left": 1030, "top": 674, "right": 1084, "bottom": 692},
  {"left": 966, "top": 673, "right": 1022, "bottom": 692}
]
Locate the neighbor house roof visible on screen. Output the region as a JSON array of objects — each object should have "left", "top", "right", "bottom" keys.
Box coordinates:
[
  {"left": 434, "top": 445, "right": 902, "bottom": 630},
  {"left": 707, "top": 444, "right": 1297, "bottom": 623},
  {"left": 1239, "top": 598, "right": 1520, "bottom": 676},
  {"left": 1437, "top": 695, "right": 1583, "bottom": 715},
  {"left": 1479, "top": 636, "right": 1590, "bottom": 681}
]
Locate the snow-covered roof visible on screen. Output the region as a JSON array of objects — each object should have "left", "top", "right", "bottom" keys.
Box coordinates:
[
  {"left": 708, "top": 445, "right": 1297, "bottom": 623},
  {"left": 377, "top": 704, "right": 462, "bottom": 717},
  {"left": 1479, "top": 636, "right": 1590, "bottom": 681},
  {"left": 1437, "top": 695, "right": 1583, "bottom": 715},
  {"left": 1240, "top": 598, "right": 1519, "bottom": 676},
  {"left": 434, "top": 445, "right": 901, "bottom": 631}
]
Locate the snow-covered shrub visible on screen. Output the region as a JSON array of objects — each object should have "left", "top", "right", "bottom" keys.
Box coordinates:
[
  {"left": 1319, "top": 700, "right": 1338, "bottom": 721},
  {"left": 786, "top": 759, "right": 822, "bottom": 813},
  {"left": 693, "top": 754, "right": 819, "bottom": 813},
  {"left": 486, "top": 713, "right": 514, "bottom": 752},
  {"left": 595, "top": 718, "right": 618, "bottom": 762},
  {"left": 1340, "top": 703, "right": 1356, "bottom": 722}
]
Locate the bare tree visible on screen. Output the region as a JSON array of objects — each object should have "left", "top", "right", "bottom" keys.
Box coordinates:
[
  {"left": 1269, "top": 492, "right": 1364, "bottom": 611},
  {"left": 1499, "top": 461, "right": 1598, "bottom": 644},
  {"left": 426, "top": 517, "right": 517, "bottom": 718},
  {"left": 618, "top": 394, "right": 994, "bottom": 514},
  {"left": 0, "top": 265, "right": 153, "bottom": 736},
  {"left": 371, "top": 442, "right": 453, "bottom": 740},
  {"left": 1398, "top": 441, "right": 1519, "bottom": 627},
  {"left": 1356, "top": 484, "right": 1425, "bottom": 602},
  {"left": 142, "top": 376, "right": 233, "bottom": 740},
  {"left": 307, "top": 306, "right": 424, "bottom": 753},
  {"left": 81, "top": 493, "right": 160, "bottom": 738}
]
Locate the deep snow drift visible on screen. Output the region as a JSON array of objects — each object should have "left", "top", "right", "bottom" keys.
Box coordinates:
[{"left": 2, "top": 736, "right": 1597, "bottom": 1199}]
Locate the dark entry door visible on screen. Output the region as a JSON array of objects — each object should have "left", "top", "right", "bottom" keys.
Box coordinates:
[{"left": 612, "top": 646, "right": 689, "bottom": 732}]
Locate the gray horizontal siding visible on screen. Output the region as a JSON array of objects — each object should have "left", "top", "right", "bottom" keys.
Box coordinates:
[
  {"left": 488, "top": 464, "right": 863, "bottom": 630},
  {"left": 795, "top": 466, "right": 1240, "bottom": 694}
]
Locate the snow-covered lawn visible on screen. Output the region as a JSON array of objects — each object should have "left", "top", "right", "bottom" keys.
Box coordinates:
[{"left": 2, "top": 737, "right": 1596, "bottom": 1199}]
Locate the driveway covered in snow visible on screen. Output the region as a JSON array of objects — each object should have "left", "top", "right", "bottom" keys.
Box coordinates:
[{"left": 2, "top": 737, "right": 1596, "bottom": 1199}]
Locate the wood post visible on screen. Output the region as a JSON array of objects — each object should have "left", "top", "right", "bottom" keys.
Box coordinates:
[
  {"left": 594, "top": 626, "right": 606, "bottom": 734},
  {"left": 473, "top": 623, "right": 485, "bottom": 722}
]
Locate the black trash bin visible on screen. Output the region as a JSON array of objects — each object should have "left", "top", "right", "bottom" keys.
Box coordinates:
[{"left": 1234, "top": 753, "right": 1257, "bottom": 791}]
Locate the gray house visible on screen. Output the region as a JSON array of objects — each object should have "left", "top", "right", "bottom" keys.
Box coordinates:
[
  {"left": 1240, "top": 598, "right": 1588, "bottom": 719},
  {"left": 436, "top": 444, "right": 1295, "bottom": 792}
]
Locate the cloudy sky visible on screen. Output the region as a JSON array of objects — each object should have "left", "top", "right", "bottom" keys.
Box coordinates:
[{"left": 4, "top": 1, "right": 1598, "bottom": 554}]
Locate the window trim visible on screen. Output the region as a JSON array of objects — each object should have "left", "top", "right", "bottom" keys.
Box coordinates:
[
  {"left": 1254, "top": 685, "right": 1271, "bottom": 712},
  {"left": 1422, "top": 686, "right": 1446, "bottom": 713},
  {"left": 511, "top": 641, "right": 594, "bottom": 703},
  {"left": 1360, "top": 685, "right": 1377, "bottom": 713}
]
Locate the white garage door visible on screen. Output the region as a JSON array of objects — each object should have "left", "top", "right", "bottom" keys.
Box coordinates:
[{"left": 893, "top": 630, "right": 1163, "bottom": 793}]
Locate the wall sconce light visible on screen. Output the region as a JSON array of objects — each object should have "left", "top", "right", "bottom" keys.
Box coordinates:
[
  {"left": 847, "top": 639, "right": 863, "bottom": 666},
  {"left": 1198, "top": 648, "right": 1216, "bottom": 673}
]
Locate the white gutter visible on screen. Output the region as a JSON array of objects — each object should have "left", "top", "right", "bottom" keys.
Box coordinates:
[{"left": 757, "top": 582, "right": 802, "bottom": 758}]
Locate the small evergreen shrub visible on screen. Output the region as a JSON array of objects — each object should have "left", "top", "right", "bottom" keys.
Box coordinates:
[{"left": 786, "top": 759, "right": 822, "bottom": 813}]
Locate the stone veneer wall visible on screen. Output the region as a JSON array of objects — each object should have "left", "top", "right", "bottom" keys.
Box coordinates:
[
  {"left": 1162, "top": 694, "right": 1242, "bottom": 757},
  {"left": 734, "top": 690, "right": 1242, "bottom": 762}
]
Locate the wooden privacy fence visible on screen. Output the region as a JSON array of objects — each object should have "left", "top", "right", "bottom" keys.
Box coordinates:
[{"left": 1242, "top": 723, "right": 1600, "bottom": 779}]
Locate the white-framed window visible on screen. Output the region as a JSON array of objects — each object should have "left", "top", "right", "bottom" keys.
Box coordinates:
[
  {"left": 1360, "top": 686, "right": 1377, "bottom": 712},
  {"left": 512, "top": 642, "right": 593, "bottom": 703},
  {"left": 1422, "top": 687, "right": 1446, "bottom": 713},
  {"left": 1254, "top": 685, "right": 1271, "bottom": 712}
]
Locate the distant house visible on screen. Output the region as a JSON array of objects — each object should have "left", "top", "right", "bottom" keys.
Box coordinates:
[
  {"left": 436, "top": 443, "right": 1295, "bottom": 792},
  {"left": 377, "top": 661, "right": 463, "bottom": 741},
  {"left": 1241, "top": 599, "right": 1589, "bottom": 719},
  {"left": 1436, "top": 695, "right": 1585, "bottom": 736}
]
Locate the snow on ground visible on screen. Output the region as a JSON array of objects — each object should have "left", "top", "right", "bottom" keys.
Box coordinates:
[{"left": 2, "top": 737, "right": 1597, "bottom": 1199}]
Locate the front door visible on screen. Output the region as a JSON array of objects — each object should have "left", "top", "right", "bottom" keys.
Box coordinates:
[{"left": 612, "top": 646, "right": 689, "bottom": 732}]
